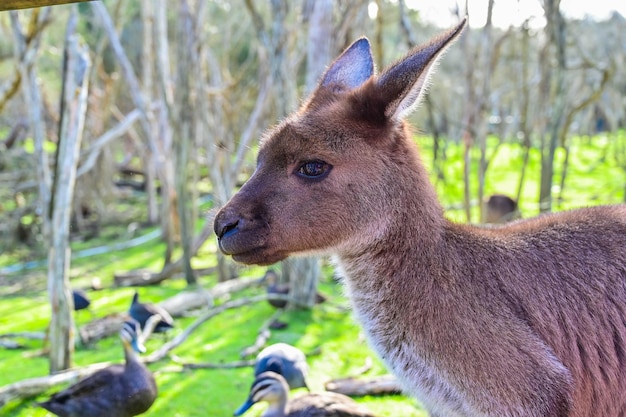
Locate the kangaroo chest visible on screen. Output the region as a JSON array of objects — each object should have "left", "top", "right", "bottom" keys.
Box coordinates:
[{"left": 334, "top": 258, "right": 484, "bottom": 417}]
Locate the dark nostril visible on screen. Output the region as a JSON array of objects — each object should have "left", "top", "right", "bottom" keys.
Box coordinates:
[{"left": 217, "top": 220, "right": 239, "bottom": 240}]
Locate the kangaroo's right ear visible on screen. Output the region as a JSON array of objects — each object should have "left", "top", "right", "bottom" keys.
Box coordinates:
[{"left": 320, "top": 38, "right": 374, "bottom": 91}]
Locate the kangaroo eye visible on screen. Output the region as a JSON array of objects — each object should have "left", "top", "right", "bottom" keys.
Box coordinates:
[{"left": 297, "top": 160, "right": 331, "bottom": 179}]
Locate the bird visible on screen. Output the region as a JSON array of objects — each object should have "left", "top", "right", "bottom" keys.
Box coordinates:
[
  {"left": 234, "top": 371, "right": 378, "bottom": 417},
  {"left": 38, "top": 320, "right": 158, "bottom": 417},
  {"left": 72, "top": 289, "right": 91, "bottom": 312},
  {"left": 264, "top": 270, "right": 290, "bottom": 309},
  {"left": 128, "top": 291, "right": 174, "bottom": 335},
  {"left": 255, "top": 343, "right": 310, "bottom": 391}
]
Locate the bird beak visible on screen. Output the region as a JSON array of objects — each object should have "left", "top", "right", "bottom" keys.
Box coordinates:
[
  {"left": 233, "top": 397, "right": 255, "bottom": 416},
  {"left": 132, "top": 338, "right": 147, "bottom": 354}
]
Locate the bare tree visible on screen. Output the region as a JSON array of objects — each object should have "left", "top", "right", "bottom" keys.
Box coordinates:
[
  {"left": 284, "top": 0, "right": 334, "bottom": 308},
  {"left": 11, "top": 8, "right": 53, "bottom": 242},
  {"left": 538, "top": 0, "right": 567, "bottom": 212},
  {"left": 171, "top": 0, "right": 196, "bottom": 285}
]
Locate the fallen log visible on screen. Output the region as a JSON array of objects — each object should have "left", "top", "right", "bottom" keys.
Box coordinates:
[
  {"left": 145, "top": 293, "right": 295, "bottom": 364},
  {"left": 77, "top": 275, "right": 265, "bottom": 346},
  {"left": 324, "top": 375, "right": 403, "bottom": 397},
  {"left": 113, "top": 265, "right": 215, "bottom": 287},
  {"left": 0, "top": 332, "right": 46, "bottom": 340},
  {"left": 178, "top": 359, "right": 255, "bottom": 371},
  {"left": 0, "top": 361, "right": 111, "bottom": 408},
  {"left": 158, "top": 288, "right": 214, "bottom": 318},
  {"left": 155, "top": 274, "right": 267, "bottom": 317},
  {"left": 77, "top": 313, "right": 128, "bottom": 346},
  {"left": 0, "top": 340, "right": 24, "bottom": 349}
]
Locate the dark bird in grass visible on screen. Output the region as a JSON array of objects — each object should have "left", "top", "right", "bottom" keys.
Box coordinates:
[
  {"left": 255, "top": 343, "right": 309, "bottom": 391},
  {"left": 234, "top": 371, "right": 378, "bottom": 417},
  {"left": 38, "top": 320, "right": 157, "bottom": 417},
  {"left": 264, "top": 270, "right": 327, "bottom": 309},
  {"left": 72, "top": 289, "right": 91, "bottom": 312},
  {"left": 128, "top": 292, "right": 174, "bottom": 334}
]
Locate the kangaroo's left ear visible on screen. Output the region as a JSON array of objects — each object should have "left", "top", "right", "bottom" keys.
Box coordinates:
[
  {"left": 376, "top": 18, "right": 467, "bottom": 121},
  {"left": 320, "top": 38, "right": 374, "bottom": 91}
]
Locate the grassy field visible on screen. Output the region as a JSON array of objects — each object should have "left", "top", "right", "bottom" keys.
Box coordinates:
[{"left": 0, "top": 132, "right": 624, "bottom": 416}]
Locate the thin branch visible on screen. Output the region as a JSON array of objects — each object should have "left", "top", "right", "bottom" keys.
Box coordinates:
[
  {"left": 1, "top": 1, "right": 95, "bottom": 12},
  {"left": 240, "top": 308, "right": 285, "bottom": 358},
  {"left": 0, "top": 362, "right": 112, "bottom": 408},
  {"left": 76, "top": 108, "right": 143, "bottom": 178},
  {"left": 144, "top": 293, "right": 295, "bottom": 364},
  {"left": 173, "top": 359, "right": 255, "bottom": 371},
  {"left": 230, "top": 78, "right": 271, "bottom": 178}
]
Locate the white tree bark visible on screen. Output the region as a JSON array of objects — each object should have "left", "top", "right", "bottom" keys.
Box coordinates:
[{"left": 47, "top": 7, "right": 91, "bottom": 373}]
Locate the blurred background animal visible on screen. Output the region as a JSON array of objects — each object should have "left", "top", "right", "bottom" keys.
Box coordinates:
[
  {"left": 128, "top": 291, "right": 174, "bottom": 335},
  {"left": 234, "top": 371, "right": 378, "bottom": 417},
  {"left": 483, "top": 194, "right": 521, "bottom": 224},
  {"left": 255, "top": 343, "right": 309, "bottom": 391},
  {"left": 38, "top": 320, "right": 157, "bottom": 417}
]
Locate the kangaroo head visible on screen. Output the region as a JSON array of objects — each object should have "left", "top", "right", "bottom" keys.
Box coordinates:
[{"left": 214, "top": 19, "right": 467, "bottom": 266}]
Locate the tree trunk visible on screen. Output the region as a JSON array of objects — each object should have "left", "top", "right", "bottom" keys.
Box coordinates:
[
  {"left": 140, "top": 0, "right": 159, "bottom": 225},
  {"left": 48, "top": 8, "right": 90, "bottom": 372},
  {"left": 172, "top": 0, "right": 196, "bottom": 285},
  {"left": 283, "top": 0, "right": 333, "bottom": 309},
  {"left": 515, "top": 22, "right": 532, "bottom": 205},
  {"left": 11, "top": 9, "right": 52, "bottom": 243},
  {"left": 539, "top": 0, "right": 566, "bottom": 213}
]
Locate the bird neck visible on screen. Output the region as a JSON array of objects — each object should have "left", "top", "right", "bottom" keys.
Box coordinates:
[
  {"left": 263, "top": 392, "right": 288, "bottom": 417},
  {"left": 123, "top": 342, "right": 139, "bottom": 366}
]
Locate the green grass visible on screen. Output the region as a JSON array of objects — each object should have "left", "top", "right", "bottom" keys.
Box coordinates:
[
  {"left": 415, "top": 132, "right": 625, "bottom": 222},
  {"left": 1, "top": 132, "right": 624, "bottom": 416},
  {"left": 0, "top": 268, "right": 426, "bottom": 417}
]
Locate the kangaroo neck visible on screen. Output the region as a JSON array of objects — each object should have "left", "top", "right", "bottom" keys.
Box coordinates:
[{"left": 336, "top": 153, "right": 446, "bottom": 280}]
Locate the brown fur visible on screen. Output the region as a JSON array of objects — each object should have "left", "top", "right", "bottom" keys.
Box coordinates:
[{"left": 215, "top": 19, "right": 626, "bottom": 416}]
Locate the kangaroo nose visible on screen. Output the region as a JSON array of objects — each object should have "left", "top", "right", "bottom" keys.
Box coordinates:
[
  {"left": 218, "top": 219, "right": 239, "bottom": 240},
  {"left": 214, "top": 211, "right": 240, "bottom": 240}
]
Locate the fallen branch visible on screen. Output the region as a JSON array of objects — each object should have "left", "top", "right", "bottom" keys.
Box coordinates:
[
  {"left": 145, "top": 293, "right": 294, "bottom": 364},
  {"left": 324, "top": 374, "right": 403, "bottom": 397},
  {"left": 0, "top": 340, "right": 24, "bottom": 349},
  {"left": 157, "top": 273, "right": 269, "bottom": 317},
  {"left": 157, "top": 288, "right": 214, "bottom": 318},
  {"left": 209, "top": 274, "right": 265, "bottom": 299},
  {"left": 176, "top": 359, "right": 255, "bottom": 371},
  {"left": 352, "top": 356, "right": 373, "bottom": 377},
  {"left": 0, "top": 332, "right": 46, "bottom": 340},
  {"left": 0, "top": 361, "right": 111, "bottom": 408},
  {"left": 77, "top": 313, "right": 128, "bottom": 346},
  {"left": 75, "top": 275, "right": 266, "bottom": 347},
  {"left": 240, "top": 308, "right": 285, "bottom": 358}
]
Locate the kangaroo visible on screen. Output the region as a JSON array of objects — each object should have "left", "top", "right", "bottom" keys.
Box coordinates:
[{"left": 214, "top": 18, "right": 626, "bottom": 416}]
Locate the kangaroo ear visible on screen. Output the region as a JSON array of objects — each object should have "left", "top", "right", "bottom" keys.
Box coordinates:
[
  {"left": 320, "top": 38, "right": 374, "bottom": 91},
  {"left": 375, "top": 18, "right": 467, "bottom": 121}
]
